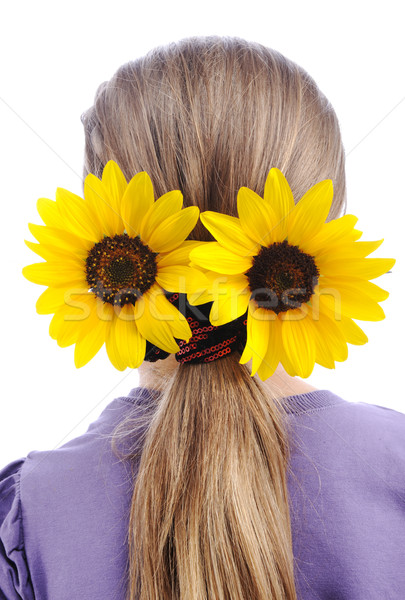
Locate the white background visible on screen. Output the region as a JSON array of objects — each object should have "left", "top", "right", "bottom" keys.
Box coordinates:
[{"left": 1, "top": 0, "right": 404, "bottom": 465}]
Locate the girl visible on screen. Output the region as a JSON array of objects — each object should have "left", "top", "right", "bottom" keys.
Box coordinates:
[{"left": 1, "top": 36, "right": 403, "bottom": 599}]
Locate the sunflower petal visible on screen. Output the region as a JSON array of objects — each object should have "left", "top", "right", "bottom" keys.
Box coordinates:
[
  {"left": 319, "top": 285, "right": 386, "bottom": 321},
  {"left": 102, "top": 160, "right": 127, "bottom": 211},
  {"left": 37, "top": 197, "right": 65, "bottom": 229},
  {"left": 48, "top": 308, "right": 70, "bottom": 341},
  {"left": 106, "top": 314, "right": 127, "bottom": 371},
  {"left": 210, "top": 284, "right": 250, "bottom": 326},
  {"left": 112, "top": 304, "right": 146, "bottom": 368},
  {"left": 301, "top": 214, "right": 359, "bottom": 255},
  {"left": 351, "top": 229, "right": 363, "bottom": 241},
  {"left": 281, "top": 310, "right": 316, "bottom": 378},
  {"left": 279, "top": 345, "right": 298, "bottom": 377},
  {"left": 315, "top": 239, "right": 384, "bottom": 264},
  {"left": 149, "top": 289, "right": 192, "bottom": 341},
  {"left": 135, "top": 311, "right": 180, "bottom": 353},
  {"left": 339, "top": 315, "right": 368, "bottom": 345},
  {"left": 121, "top": 171, "right": 154, "bottom": 237},
  {"left": 135, "top": 289, "right": 182, "bottom": 353},
  {"left": 157, "top": 241, "right": 203, "bottom": 267},
  {"left": 188, "top": 287, "right": 216, "bottom": 306},
  {"left": 50, "top": 316, "right": 82, "bottom": 348},
  {"left": 256, "top": 316, "right": 282, "bottom": 380},
  {"left": 249, "top": 307, "right": 272, "bottom": 375},
  {"left": 320, "top": 257, "right": 396, "bottom": 280},
  {"left": 187, "top": 270, "right": 231, "bottom": 306},
  {"left": 240, "top": 304, "right": 273, "bottom": 373},
  {"left": 314, "top": 308, "right": 348, "bottom": 363},
  {"left": 239, "top": 301, "right": 256, "bottom": 364},
  {"left": 28, "top": 223, "right": 92, "bottom": 253},
  {"left": 36, "top": 287, "right": 72, "bottom": 314},
  {"left": 190, "top": 242, "right": 252, "bottom": 275},
  {"left": 237, "top": 187, "right": 278, "bottom": 246},
  {"left": 148, "top": 206, "right": 200, "bottom": 253},
  {"left": 56, "top": 187, "right": 103, "bottom": 242},
  {"left": 25, "top": 240, "right": 87, "bottom": 263},
  {"left": 263, "top": 168, "right": 295, "bottom": 242},
  {"left": 287, "top": 179, "right": 333, "bottom": 246},
  {"left": 312, "top": 328, "right": 336, "bottom": 369},
  {"left": 74, "top": 303, "right": 112, "bottom": 368},
  {"left": 84, "top": 172, "right": 124, "bottom": 237},
  {"left": 200, "top": 211, "right": 259, "bottom": 256},
  {"left": 156, "top": 266, "right": 208, "bottom": 294},
  {"left": 23, "top": 261, "right": 87, "bottom": 288},
  {"left": 140, "top": 191, "right": 183, "bottom": 243},
  {"left": 320, "top": 277, "right": 389, "bottom": 303},
  {"left": 49, "top": 294, "right": 95, "bottom": 347},
  {"left": 303, "top": 306, "right": 336, "bottom": 369},
  {"left": 310, "top": 297, "right": 349, "bottom": 360}
]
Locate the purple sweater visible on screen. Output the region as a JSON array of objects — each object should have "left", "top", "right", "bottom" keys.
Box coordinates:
[{"left": 1, "top": 388, "right": 405, "bottom": 599}]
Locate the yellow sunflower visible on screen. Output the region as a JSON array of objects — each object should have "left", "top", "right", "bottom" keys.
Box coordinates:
[
  {"left": 189, "top": 168, "right": 395, "bottom": 380},
  {"left": 23, "top": 161, "right": 205, "bottom": 370}
]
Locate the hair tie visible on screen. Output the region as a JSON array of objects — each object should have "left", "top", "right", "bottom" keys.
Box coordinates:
[{"left": 145, "top": 293, "right": 247, "bottom": 364}]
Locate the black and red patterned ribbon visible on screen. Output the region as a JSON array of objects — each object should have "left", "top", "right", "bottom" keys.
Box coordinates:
[{"left": 144, "top": 293, "right": 247, "bottom": 365}]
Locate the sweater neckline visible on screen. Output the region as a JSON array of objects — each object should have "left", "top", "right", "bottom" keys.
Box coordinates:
[
  {"left": 125, "top": 387, "right": 346, "bottom": 416},
  {"left": 278, "top": 389, "right": 346, "bottom": 414}
]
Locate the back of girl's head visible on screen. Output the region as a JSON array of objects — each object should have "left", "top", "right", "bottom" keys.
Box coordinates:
[
  {"left": 83, "top": 36, "right": 346, "bottom": 240},
  {"left": 87, "top": 37, "right": 346, "bottom": 600}
]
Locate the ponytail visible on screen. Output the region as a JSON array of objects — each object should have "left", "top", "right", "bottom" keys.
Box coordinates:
[{"left": 118, "top": 354, "right": 296, "bottom": 599}]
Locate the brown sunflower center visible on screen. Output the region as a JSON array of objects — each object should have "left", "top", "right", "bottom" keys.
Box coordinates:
[
  {"left": 246, "top": 240, "right": 319, "bottom": 314},
  {"left": 85, "top": 233, "right": 157, "bottom": 306}
]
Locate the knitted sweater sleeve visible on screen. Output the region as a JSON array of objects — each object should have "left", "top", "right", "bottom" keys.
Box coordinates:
[{"left": 0, "top": 458, "right": 35, "bottom": 600}]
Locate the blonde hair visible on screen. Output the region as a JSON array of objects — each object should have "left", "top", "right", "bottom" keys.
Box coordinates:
[{"left": 83, "top": 36, "right": 346, "bottom": 599}]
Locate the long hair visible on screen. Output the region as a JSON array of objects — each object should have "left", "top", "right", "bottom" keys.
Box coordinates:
[{"left": 83, "top": 36, "right": 346, "bottom": 599}]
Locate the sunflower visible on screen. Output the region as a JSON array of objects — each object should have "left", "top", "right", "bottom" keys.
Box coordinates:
[
  {"left": 189, "top": 168, "right": 395, "bottom": 380},
  {"left": 23, "top": 161, "right": 205, "bottom": 370}
]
